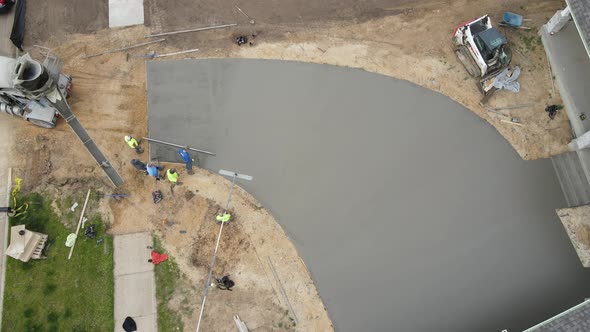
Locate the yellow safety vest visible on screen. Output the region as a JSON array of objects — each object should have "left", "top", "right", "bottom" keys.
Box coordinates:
[
  {"left": 216, "top": 213, "right": 231, "bottom": 223},
  {"left": 126, "top": 137, "right": 138, "bottom": 149},
  {"left": 166, "top": 170, "right": 179, "bottom": 183}
]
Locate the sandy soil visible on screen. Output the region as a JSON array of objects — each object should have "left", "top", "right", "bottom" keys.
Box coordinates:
[
  {"left": 557, "top": 205, "right": 590, "bottom": 268},
  {"left": 149, "top": 168, "right": 331, "bottom": 331},
  {"left": 10, "top": 0, "right": 571, "bottom": 330}
]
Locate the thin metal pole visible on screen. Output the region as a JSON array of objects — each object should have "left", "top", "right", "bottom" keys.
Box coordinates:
[
  {"left": 154, "top": 48, "right": 199, "bottom": 58},
  {"left": 195, "top": 174, "right": 237, "bottom": 332},
  {"left": 84, "top": 38, "right": 166, "bottom": 58},
  {"left": 142, "top": 137, "right": 215, "bottom": 156},
  {"left": 68, "top": 189, "right": 91, "bottom": 260},
  {"left": 267, "top": 256, "right": 298, "bottom": 324},
  {"left": 145, "top": 23, "right": 237, "bottom": 38}
]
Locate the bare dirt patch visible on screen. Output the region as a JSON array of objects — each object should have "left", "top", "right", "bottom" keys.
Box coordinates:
[{"left": 557, "top": 205, "right": 590, "bottom": 267}]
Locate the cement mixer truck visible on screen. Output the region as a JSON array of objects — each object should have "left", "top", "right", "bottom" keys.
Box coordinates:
[
  {"left": 0, "top": 47, "right": 123, "bottom": 187},
  {"left": 0, "top": 48, "right": 72, "bottom": 128}
]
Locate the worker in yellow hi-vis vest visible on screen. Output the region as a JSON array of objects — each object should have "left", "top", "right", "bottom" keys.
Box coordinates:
[
  {"left": 215, "top": 210, "right": 231, "bottom": 224},
  {"left": 124, "top": 135, "right": 143, "bottom": 154},
  {"left": 166, "top": 168, "right": 179, "bottom": 192}
]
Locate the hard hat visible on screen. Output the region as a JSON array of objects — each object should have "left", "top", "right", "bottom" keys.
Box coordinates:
[{"left": 124, "top": 136, "right": 131, "bottom": 141}]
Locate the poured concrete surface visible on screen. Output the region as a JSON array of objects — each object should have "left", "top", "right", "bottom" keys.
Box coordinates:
[
  {"left": 109, "top": 0, "right": 144, "bottom": 28},
  {"left": 147, "top": 59, "right": 590, "bottom": 331},
  {"left": 113, "top": 233, "right": 156, "bottom": 332}
]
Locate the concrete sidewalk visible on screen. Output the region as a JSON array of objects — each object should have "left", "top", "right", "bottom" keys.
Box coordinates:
[{"left": 113, "top": 232, "right": 157, "bottom": 332}]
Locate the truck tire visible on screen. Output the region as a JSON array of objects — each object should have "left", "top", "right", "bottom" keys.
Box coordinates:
[
  {"left": 455, "top": 45, "right": 480, "bottom": 77},
  {"left": 29, "top": 118, "right": 56, "bottom": 129}
]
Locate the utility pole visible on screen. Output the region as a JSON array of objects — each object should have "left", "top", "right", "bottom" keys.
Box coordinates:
[{"left": 195, "top": 170, "right": 252, "bottom": 332}]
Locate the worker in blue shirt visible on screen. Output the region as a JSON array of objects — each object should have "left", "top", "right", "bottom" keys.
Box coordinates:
[
  {"left": 146, "top": 162, "right": 162, "bottom": 181},
  {"left": 178, "top": 147, "right": 194, "bottom": 174}
]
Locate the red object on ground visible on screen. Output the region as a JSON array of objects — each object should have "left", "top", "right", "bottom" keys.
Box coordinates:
[{"left": 150, "top": 251, "right": 168, "bottom": 265}]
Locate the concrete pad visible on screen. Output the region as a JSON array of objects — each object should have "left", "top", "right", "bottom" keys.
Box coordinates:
[
  {"left": 147, "top": 59, "right": 590, "bottom": 332},
  {"left": 109, "top": 0, "right": 144, "bottom": 28},
  {"left": 115, "top": 314, "right": 157, "bottom": 332},
  {"left": 114, "top": 232, "right": 157, "bottom": 332},
  {"left": 114, "top": 271, "right": 156, "bottom": 319},
  {"left": 114, "top": 232, "right": 153, "bottom": 276}
]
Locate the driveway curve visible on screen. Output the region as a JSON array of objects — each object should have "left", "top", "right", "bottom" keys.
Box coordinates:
[{"left": 147, "top": 59, "right": 590, "bottom": 331}]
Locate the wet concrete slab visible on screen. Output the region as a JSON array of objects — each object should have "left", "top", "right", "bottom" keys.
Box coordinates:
[{"left": 147, "top": 59, "right": 590, "bottom": 332}]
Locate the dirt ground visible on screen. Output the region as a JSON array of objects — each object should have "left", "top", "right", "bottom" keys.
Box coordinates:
[
  {"left": 10, "top": 0, "right": 572, "bottom": 330},
  {"left": 557, "top": 205, "right": 590, "bottom": 268}
]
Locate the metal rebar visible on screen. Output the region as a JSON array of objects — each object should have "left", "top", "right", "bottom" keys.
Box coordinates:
[
  {"left": 267, "top": 256, "right": 299, "bottom": 324},
  {"left": 84, "top": 39, "right": 166, "bottom": 58},
  {"left": 145, "top": 23, "right": 237, "bottom": 38},
  {"left": 154, "top": 48, "right": 199, "bottom": 58},
  {"left": 142, "top": 137, "right": 215, "bottom": 156},
  {"left": 492, "top": 103, "right": 534, "bottom": 111},
  {"left": 235, "top": 6, "right": 251, "bottom": 19}
]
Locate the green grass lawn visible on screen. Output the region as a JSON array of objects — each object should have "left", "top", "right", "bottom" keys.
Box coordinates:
[
  {"left": 2, "top": 193, "right": 114, "bottom": 332},
  {"left": 153, "top": 235, "right": 184, "bottom": 332}
]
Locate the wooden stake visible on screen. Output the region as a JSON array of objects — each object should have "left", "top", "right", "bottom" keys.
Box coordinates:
[{"left": 68, "top": 189, "right": 91, "bottom": 260}]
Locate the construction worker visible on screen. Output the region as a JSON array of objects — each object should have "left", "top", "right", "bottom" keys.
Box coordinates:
[
  {"left": 178, "top": 147, "right": 194, "bottom": 174},
  {"left": 131, "top": 159, "right": 147, "bottom": 173},
  {"left": 215, "top": 210, "right": 231, "bottom": 223},
  {"left": 166, "top": 168, "right": 179, "bottom": 191},
  {"left": 146, "top": 162, "right": 162, "bottom": 181},
  {"left": 124, "top": 135, "right": 143, "bottom": 154},
  {"left": 215, "top": 275, "right": 235, "bottom": 291}
]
